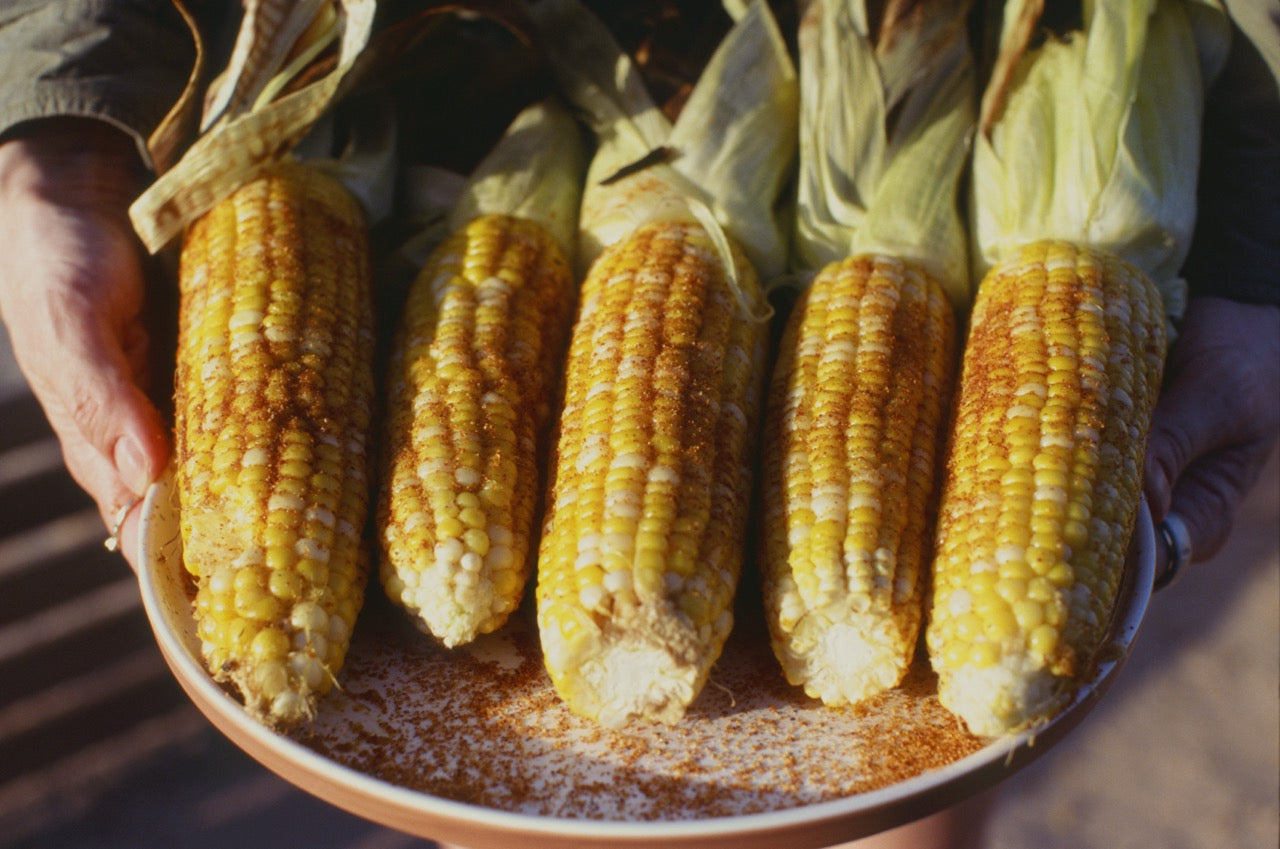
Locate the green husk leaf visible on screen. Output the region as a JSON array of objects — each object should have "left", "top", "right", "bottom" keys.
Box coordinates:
[
  {"left": 448, "top": 97, "right": 587, "bottom": 258},
  {"left": 529, "top": 0, "right": 798, "bottom": 288},
  {"left": 971, "top": 0, "right": 1229, "bottom": 321},
  {"left": 792, "top": 0, "right": 976, "bottom": 307},
  {"left": 384, "top": 98, "right": 586, "bottom": 289}
]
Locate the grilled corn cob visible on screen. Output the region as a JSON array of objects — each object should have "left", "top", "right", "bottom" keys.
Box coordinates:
[
  {"left": 378, "top": 213, "right": 576, "bottom": 646},
  {"left": 763, "top": 255, "right": 956, "bottom": 706},
  {"left": 763, "top": 0, "right": 972, "bottom": 707},
  {"left": 925, "top": 240, "right": 1166, "bottom": 736},
  {"left": 536, "top": 219, "right": 767, "bottom": 726},
  {"left": 174, "top": 161, "right": 375, "bottom": 727}
]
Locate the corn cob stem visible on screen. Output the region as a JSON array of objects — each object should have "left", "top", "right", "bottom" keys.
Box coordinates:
[
  {"left": 763, "top": 254, "right": 956, "bottom": 706},
  {"left": 926, "top": 240, "right": 1166, "bottom": 736},
  {"left": 536, "top": 219, "right": 766, "bottom": 726},
  {"left": 378, "top": 213, "right": 576, "bottom": 646},
  {"left": 174, "top": 161, "right": 375, "bottom": 727}
]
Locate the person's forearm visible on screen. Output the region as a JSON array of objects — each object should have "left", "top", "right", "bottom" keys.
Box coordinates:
[{"left": 0, "top": 0, "right": 195, "bottom": 164}]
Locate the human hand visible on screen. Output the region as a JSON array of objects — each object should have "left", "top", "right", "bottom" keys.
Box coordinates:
[
  {"left": 1144, "top": 296, "right": 1280, "bottom": 586},
  {"left": 0, "top": 118, "right": 170, "bottom": 570}
]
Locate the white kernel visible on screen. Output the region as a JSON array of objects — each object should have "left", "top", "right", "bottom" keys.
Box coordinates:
[
  {"left": 648, "top": 466, "right": 679, "bottom": 485},
  {"left": 229, "top": 309, "right": 264, "bottom": 330},
  {"left": 402, "top": 511, "right": 429, "bottom": 534},
  {"left": 295, "top": 538, "right": 329, "bottom": 562},
  {"left": 263, "top": 325, "right": 294, "bottom": 344},
  {"left": 289, "top": 653, "right": 326, "bottom": 689},
  {"left": 271, "top": 692, "right": 305, "bottom": 719},
  {"left": 1035, "top": 484, "right": 1068, "bottom": 505},
  {"left": 456, "top": 467, "right": 482, "bottom": 487},
  {"left": 602, "top": 532, "right": 634, "bottom": 556},
  {"left": 995, "top": 544, "right": 1026, "bottom": 564},
  {"left": 603, "top": 570, "right": 632, "bottom": 595},
  {"left": 613, "top": 452, "right": 647, "bottom": 469},
  {"left": 243, "top": 447, "right": 270, "bottom": 466},
  {"left": 268, "top": 493, "right": 306, "bottom": 512},
  {"left": 435, "top": 538, "right": 465, "bottom": 565},
  {"left": 290, "top": 602, "right": 329, "bottom": 633},
  {"left": 578, "top": 585, "right": 607, "bottom": 610},
  {"left": 485, "top": 545, "right": 514, "bottom": 571}
]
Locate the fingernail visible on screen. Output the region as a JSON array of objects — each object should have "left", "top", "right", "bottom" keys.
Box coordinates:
[{"left": 114, "top": 435, "right": 151, "bottom": 494}]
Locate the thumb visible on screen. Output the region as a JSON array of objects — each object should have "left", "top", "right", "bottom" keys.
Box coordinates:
[
  {"left": 58, "top": 309, "right": 170, "bottom": 496},
  {"left": 15, "top": 290, "right": 169, "bottom": 500}
]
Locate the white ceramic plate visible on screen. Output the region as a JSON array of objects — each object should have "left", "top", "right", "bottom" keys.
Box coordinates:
[{"left": 137, "top": 470, "right": 1155, "bottom": 849}]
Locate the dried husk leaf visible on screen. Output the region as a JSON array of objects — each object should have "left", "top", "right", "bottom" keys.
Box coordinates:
[{"left": 129, "top": 0, "right": 379, "bottom": 253}]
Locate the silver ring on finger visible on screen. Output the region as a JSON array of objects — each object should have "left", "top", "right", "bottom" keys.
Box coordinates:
[
  {"left": 104, "top": 495, "right": 143, "bottom": 553},
  {"left": 1155, "top": 511, "right": 1193, "bottom": 590}
]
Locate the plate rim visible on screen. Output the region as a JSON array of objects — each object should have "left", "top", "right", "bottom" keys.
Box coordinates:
[{"left": 136, "top": 470, "right": 1155, "bottom": 846}]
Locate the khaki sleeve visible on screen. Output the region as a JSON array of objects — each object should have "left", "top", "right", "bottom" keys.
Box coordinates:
[
  {"left": 0, "top": 0, "right": 195, "bottom": 170},
  {"left": 1182, "top": 5, "right": 1280, "bottom": 306}
]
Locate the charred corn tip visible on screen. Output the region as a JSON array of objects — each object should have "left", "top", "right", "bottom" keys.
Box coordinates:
[
  {"left": 378, "top": 213, "right": 576, "bottom": 647},
  {"left": 175, "top": 162, "right": 375, "bottom": 726},
  {"left": 926, "top": 239, "right": 1166, "bottom": 736},
  {"left": 762, "top": 254, "right": 956, "bottom": 706},
  {"left": 536, "top": 219, "right": 766, "bottom": 725}
]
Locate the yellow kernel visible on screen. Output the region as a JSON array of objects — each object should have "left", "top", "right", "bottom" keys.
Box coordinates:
[
  {"left": 250, "top": 627, "right": 290, "bottom": 662},
  {"left": 953, "top": 612, "right": 983, "bottom": 641},
  {"left": 1047, "top": 563, "right": 1075, "bottom": 588},
  {"left": 463, "top": 528, "right": 490, "bottom": 556},
  {"left": 1027, "top": 576, "right": 1057, "bottom": 603},
  {"left": 236, "top": 587, "right": 283, "bottom": 622},
  {"left": 1029, "top": 624, "right": 1060, "bottom": 658},
  {"left": 983, "top": 604, "right": 1018, "bottom": 640},
  {"left": 296, "top": 558, "right": 329, "bottom": 587},
  {"left": 436, "top": 516, "right": 466, "bottom": 540},
  {"left": 266, "top": 545, "right": 295, "bottom": 572},
  {"left": 268, "top": 570, "right": 305, "bottom": 601},
  {"left": 1063, "top": 518, "right": 1090, "bottom": 548},
  {"left": 996, "top": 578, "right": 1028, "bottom": 604},
  {"left": 1012, "top": 599, "right": 1045, "bottom": 630},
  {"left": 968, "top": 641, "right": 1000, "bottom": 668},
  {"left": 678, "top": 591, "right": 709, "bottom": 625},
  {"left": 459, "top": 506, "right": 487, "bottom": 529}
]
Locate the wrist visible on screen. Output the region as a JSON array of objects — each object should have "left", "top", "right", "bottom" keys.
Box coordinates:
[{"left": 0, "top": 118, "right": 146, "bottom": 212}]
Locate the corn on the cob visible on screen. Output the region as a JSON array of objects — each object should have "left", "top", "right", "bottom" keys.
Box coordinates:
[
  {"left": 174, "top": 161, "right": 375, "bottom": 727},
  {"left": 762, "top": 254, "right": 956, "bottom": 706},
  {"left": 925, "top": 240, "right": 1166, "bottom": 736},
  {"left": 536, "top": 219, "right": 767, "bottom": 726},
  {"left": 378, "top": 213, "right": 576, "bottom": 647}
]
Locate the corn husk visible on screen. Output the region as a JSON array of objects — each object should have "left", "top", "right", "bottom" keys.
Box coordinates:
[
  {"left": 387, "top": 97, "right": 587, "bottom": 282},
  {"left": 972, "top": 0, "right": 1230, "bottom": 323},
  {"left": 529, "top": 0, "right": 798, "bottom": 307},
  {"left": 130, "top": 0, "right": 380, "bottom": 252},
  {"left": 792, "top": 0, "right": 976, "bottom": 308}
]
